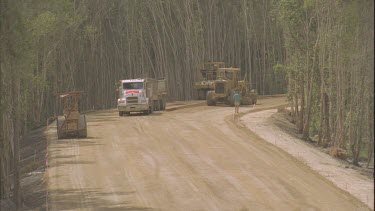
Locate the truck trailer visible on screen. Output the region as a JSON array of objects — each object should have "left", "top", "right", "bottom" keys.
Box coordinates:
[{"left": 117, "top": 78, "right": 167, "bottom": 116}]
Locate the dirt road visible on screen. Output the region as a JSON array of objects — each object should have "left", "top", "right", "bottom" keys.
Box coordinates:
[{"left": 46, "top": 96, "right": 369, "bottom": 210}]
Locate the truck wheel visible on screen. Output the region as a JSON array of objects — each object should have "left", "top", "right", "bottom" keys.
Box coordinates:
[
  {"left": 162, "top": 99, "right": 166, "bottom": 110},
  {"left": 79, "top": 128, "right": 87, "bottom": 138},
  {"left": 204, "top": 90, "right": 209, "bottom": 100},
  {"left": 159, "top": 100, "right": 165, "bottom": 110},
  {"left": 158, "top": 100, "right": 162, "bottom": 111},
  {"left": 207, "top": 99, "right": 216, "bottom": 106},
  {"left": 78, "top": 115, "right": 87, "bottom": 138},
  {"left": 119, "top": 111, "right": 123, "bottom": 116},
  {"left": 57, "top": 116, "right": 66, "bottom": 139},
  {"left": 206, "top": 91, "right": 216, "bottom": 106},
  {"left": 57, "top": 131, "right": 65, "bottom": 139},
  {"left": 198, "top": 90, "right": 205, "bottom": 100}
]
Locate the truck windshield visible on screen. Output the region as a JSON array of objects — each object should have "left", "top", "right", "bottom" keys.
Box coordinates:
[{"left": 123, "top": 82, "right": 143, "bottom": 89}]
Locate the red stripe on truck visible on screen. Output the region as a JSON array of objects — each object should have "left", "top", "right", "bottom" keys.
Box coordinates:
[{"left": 125, "top": 90, "right": 140, "bottom": 94}]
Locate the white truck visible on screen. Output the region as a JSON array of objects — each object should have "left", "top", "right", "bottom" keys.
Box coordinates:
[{"left": 117, "top": 78, "right": 167, "bottom": 116}]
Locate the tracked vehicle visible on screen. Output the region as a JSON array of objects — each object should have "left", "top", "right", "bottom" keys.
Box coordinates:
[
  {"left": 206, "top": 68, "right": 257, "bottom": 106},
  {"left": 194, "top": 62, "right": 225, "bottom": 100}
]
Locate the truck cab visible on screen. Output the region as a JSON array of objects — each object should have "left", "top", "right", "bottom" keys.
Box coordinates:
[{"left": 117, "top": 79, "right": 150, "bottom": 115}]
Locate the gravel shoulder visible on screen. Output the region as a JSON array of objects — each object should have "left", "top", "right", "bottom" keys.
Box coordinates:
[{"left": 240, "top": 109, "right": 374, "bottom": 210}]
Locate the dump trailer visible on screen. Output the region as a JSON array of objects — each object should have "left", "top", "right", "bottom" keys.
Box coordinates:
[
  {"left": 56, "top": 91, "right": 87, "bottom": 139},
  {"left": 117, "top": 78, "right": 167, "bottom": 116},
  {"left": 206, "top": 68, "right": 257, "bottom": 106},
  {"left": 194, "top": 62, "right": 225, "bottom": 100}
]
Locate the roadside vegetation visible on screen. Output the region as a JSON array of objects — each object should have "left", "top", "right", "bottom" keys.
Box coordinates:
[
  {"left": 272, "top": 0, "right": 374, "bottom": 167},
  {"left": 0, "top": 0, "right": 373, "bottom": 209}
]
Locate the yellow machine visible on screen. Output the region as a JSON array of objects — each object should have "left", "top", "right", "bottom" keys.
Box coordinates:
[
  {"left": 56, "top": 91, "right": 87, "bottom": 139},
  {"left": 206, "top": 68, "right": 257, "bottom": 106},
  {"left": 194, "top": 62, "right": 225, "bottom": 99}
]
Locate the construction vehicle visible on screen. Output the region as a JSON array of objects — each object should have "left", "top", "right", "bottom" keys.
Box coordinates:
[
  {"left": 56, "top": 91, "right": 87, "bottom": 139},
  {"left": 117, "top": 78, "right": 167, "bottom": 116},
  {"left": 206, "top": 67, "right": 258, "bottom": 106},
  {"left": 194, "top": 62, "right": 225, "bottom": 99}
]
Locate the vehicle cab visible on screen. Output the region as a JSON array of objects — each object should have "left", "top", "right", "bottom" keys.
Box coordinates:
[{"left": 117, "top": 79, "right": 149, "bottom": 115}]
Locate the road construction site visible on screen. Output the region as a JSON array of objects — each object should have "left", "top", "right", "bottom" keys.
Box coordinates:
[{"left": 45, "top": 95, "right": 371, "bottom": 210}]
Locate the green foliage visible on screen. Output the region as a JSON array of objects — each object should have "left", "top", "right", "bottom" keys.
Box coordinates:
[
  {"left": 273, "top": 63, "right": 285, "bottom": 74},
  {"left": 29, "top": 11, "right": 57, "bottom": 38},
  {"left": 84, "top": 24, "right": 97, "bottom": 39},
  {"left": 303, "top": 0, "right": 314, "bottom": 9},
  {"left": 276, "top": 0, "right": 304, "bottom": 30},
  {"left": 309, "top": 81, "right": 321, "bottom": 136},
  {"left": 273, "top": 0, "right": 374, "bottom": 164},
  {"left": 272, "top": 63, "right": 287, "bottom": 94}
]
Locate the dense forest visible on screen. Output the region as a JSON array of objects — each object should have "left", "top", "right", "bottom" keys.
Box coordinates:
[{"left": 1, "top": 0, "right": 373, "bottom": 208}]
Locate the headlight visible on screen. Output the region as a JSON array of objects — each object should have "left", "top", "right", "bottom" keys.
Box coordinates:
[{"left": 118, "top": 98, "right": 126, "bottom": 103}]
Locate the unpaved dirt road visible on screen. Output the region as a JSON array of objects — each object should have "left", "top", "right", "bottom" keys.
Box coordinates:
[{"left": 46, "top": 96, "right": 369, "bottom": 210}]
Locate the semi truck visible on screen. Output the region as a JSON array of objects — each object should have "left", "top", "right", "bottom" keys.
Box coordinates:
[{"left": 117, "top": 78, "right": 167, "bottom": 116}]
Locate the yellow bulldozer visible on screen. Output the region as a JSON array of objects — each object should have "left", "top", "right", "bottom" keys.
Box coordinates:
[
  {"left": 194, "top": 62, "right": 225, "bottom": 100},
  {"left": 206, "top": 67, "right": 257, "bottom": 106},
  {"left": 56, "top": 91, "right": 87, "bottom": 139}
]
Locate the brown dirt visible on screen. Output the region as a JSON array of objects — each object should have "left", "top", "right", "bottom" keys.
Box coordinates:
[
  {"left": 241, "top": 108, "right": 374, "bottom": 210},
  {"left": 45, "top": 96, "right": 370, "bottom": 210}
]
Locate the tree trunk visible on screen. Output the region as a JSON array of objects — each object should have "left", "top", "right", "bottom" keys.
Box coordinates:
[{"left": 11, "top": 63, "right": 21, "bottom": 209}]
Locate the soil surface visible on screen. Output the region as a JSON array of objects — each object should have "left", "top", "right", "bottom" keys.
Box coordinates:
[
  {"left": 45, "top": 96, "right": 370, "bottom": 210},
  {"left": 241, "top": 109, "right": 374, "bottom": 210}
]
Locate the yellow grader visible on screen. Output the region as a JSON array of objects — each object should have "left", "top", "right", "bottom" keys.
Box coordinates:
[
  {"left": 194, "top": 62, "right": 225, "bottom": 100},
  {"left": 206, "top": 67, "right": 257, "bottom": 106},
  {"left": 56, "top": 91, "right": 87, "bottom": 139}
]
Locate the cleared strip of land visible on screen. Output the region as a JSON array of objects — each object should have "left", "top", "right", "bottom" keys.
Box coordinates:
[{"left": 46, "top": 96, "right": 370, "bottom": 210}]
